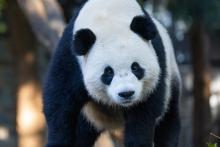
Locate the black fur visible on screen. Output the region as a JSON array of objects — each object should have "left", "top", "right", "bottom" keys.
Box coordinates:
[
  {"left": 73, "top": 29, "right": 96, "bottom": 55},
  {"left": 154, "top": 78, "right": 181, "bottom": 147},
  {"left": 43, "top": 17, "right": 91, "bottom": 147},
  {"left": 43, "top": 4, "right": 180, "bottom": 147},
  {"left": 75, "top": 114, "right": 102, "bottom": 147},
  {"left": 131, "top": 62, "right": 145, "bottom": 80},
  {"left": 101, "top": 66, "right": 114, "bottom": 85},
  {"left": 130, "top": 15, "right": 157, "bottom": 40}
]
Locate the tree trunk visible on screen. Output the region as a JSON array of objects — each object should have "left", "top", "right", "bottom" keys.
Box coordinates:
[
  {"left": 6, "top": 1, "right": 45, "bottom": 147},
  {"left": 17, "top": 0, "right": 65, "bottom": 52},
  {"left": 190, "top": 22, "right": 212, "bottom": 147}
]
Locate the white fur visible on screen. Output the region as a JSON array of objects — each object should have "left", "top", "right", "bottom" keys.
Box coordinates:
[
  {"left": 108, "top": 72, "right": 142, "bottom": 106},
  {"left": 74, "top": 0, "right": 180, "bottom": 129},
  {"left": 83, "top": 102, "right": 124, "bottom": 130},
  {"left": 74, "top": 0, "right": 160, "bottom": 106}
]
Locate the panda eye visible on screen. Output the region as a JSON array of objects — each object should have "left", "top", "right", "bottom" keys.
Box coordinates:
[
  {"left": 101, "top": 66, "right": 114, "bottom": 85},
  {"left": 104, "top": 66, "right": 114, "bottom": 76},
  {"left": 131, "top": 62, "right": 140, "bottom": 71},
  {"left": 131, "top": 62, "right": 145, "bottom": 80}
]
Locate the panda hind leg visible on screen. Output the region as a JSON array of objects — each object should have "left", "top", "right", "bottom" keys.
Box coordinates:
[
  {"left": 154, "top": 80, "right": 181, "bottom": 147},
  {"left": 75, "top": 114, "right": 102, "bottom": 147}
]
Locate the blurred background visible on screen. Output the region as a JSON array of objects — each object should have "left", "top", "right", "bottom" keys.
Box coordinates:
[{"left": 0, "top": 0, "right": 219, "bottom": 147}]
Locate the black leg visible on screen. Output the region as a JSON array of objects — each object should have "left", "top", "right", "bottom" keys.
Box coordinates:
[
  {"left": 154, "top": 80, "right": 181, "bottom": 147},
  {"left": 154, "top": 111, "right": 180, "bottom": 147},
  {"left": 43, "top": 18, "right": 90, "bottom": 147},
  {"left": 45, "top": 99, "right": 88, "bottom": 147},
  {"left": 124, "top": 102, "right": 158, "bottom": 147},
  {"left": 123, "top": 77, "right": 167, "bottom": 147},
  {"left": 75, "top": 114, "right": 102, "bottom": 147}
]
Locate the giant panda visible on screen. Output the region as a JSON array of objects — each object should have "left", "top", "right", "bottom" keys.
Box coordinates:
[{"left": 43, "top": 0, "right": 181, "bottom": 147}]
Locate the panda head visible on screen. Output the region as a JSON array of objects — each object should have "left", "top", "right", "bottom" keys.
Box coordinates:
[{"left": 73, "top": 1, "right": 160, "bottom": 107}]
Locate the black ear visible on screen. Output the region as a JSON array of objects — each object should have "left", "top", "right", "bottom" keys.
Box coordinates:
[
  {"left": 73, "top": 29, "right": 96, "bottom": 55},
  {"left": 130, "top": 15, "right": 157, "bottom": 40}
]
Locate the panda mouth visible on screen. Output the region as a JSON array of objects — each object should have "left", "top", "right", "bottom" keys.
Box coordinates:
[{"left": 121, "top": 100, "right": 133, "bottom": 105}]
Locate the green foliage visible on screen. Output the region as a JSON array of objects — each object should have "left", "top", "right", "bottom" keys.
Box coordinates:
[
  {"left": 0, "top": 22, "right": 7, "bottom": 33},
  {"left": 0, "top": 0, "right": 6, "bottom": 34},
  {"left": 0, "top": 0, "right": 6, "bottom": 11},
  {"left": 208, "top": 143, "right": 218, "bottom": 147},
  {"left": 168, "top": 0, "right": 220, "bottom": 30}
]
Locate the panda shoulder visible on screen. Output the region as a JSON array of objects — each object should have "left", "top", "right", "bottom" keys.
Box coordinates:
[{"left": 151, "top": 17, "right": 180, "bottom": 77}]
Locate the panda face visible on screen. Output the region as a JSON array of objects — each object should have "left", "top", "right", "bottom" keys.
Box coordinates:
[
  {"left": 100, "top": 62, "right": 145, "bottom": 106},
  {"left": 76, "top": 35, "right": 160, "bottom": 106},
  {"left": 73, "top": 0, "right": 160, "bottom": 106}
]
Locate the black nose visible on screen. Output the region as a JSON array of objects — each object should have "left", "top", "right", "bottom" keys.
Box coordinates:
[{"left": 118, "top": 91, "right": 135, "bottom": 98}]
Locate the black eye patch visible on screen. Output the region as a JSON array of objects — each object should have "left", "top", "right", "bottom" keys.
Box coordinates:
[
  {"left": 101, "top": 66, "right": 114, "bottom": 85},
  {"left": 130, "top": 15, "right": 157, "bottom": 40},
  {"left": 73, "top": 29, "right": 96, "bottom": 56},
  {"left": 131, "top": 62, "right": 145, "bottom": 80}
]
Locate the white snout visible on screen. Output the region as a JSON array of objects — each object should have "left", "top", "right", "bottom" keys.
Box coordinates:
[{"left": 107, "top": 73, "right": 142, "bottom": 106}]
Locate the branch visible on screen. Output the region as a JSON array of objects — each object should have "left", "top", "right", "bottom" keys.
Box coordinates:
[
  {"left": 210, "top": 133, "right": 220, "bottom": 140},
  {"left": 17, "top": 0, "right": 66, "bottom": 53}
]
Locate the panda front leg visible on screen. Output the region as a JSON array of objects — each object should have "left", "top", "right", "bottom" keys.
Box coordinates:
[
  {"left": 154, "top": 109, "right": 180, "bottom": 147},
  {"left": 124, "top": 103, "right": 158, "bottom": 147},
  {"left": 44, "top": 68, "right": 89, "bottom": 147},
  {"left": 43, "top": 18, "right": 90, "bottom": 146},
  {"left": 74, "top": 114, "right": 102, "bottom": 147},
  {"left": 154, "top": 80, "right": 181, "bottom": 147},
  {"left": 44, "top": 99, "right": 86, "bottom": 147}
]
